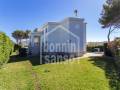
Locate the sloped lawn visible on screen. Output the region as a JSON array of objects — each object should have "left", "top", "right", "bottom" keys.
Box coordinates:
[
  {"left": 0, "top": 61, "right": 35, "bottom": 90},
  {"left": 33, "top": 57, "right": 120, "bottom": 90},
  {"left": 0, "top": 56, "right": 120, "bottom": 90}
]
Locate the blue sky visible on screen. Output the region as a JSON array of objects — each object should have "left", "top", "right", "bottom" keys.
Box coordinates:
[{"left": 0, "top": 0, "right": 119, "bottom": 42}]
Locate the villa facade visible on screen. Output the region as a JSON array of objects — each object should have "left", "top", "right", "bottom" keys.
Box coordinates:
[{"left": 29, "top": 17, "right": 86, "bottom": 56}]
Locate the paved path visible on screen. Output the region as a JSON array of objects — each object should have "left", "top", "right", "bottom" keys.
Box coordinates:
[
  {"left": 74, "top": 52, "right": 104, "bottom": 60},
  {"left": 83, "top": 52, "right": 104, "bottom": 58}
]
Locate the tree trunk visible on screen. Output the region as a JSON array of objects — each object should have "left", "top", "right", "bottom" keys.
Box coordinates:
[
  {"left": 108, "top": 29, "right": 111, "bottom": 43},
  {"left": 107, "top": 26, "right": 114, "bottom": 44}
]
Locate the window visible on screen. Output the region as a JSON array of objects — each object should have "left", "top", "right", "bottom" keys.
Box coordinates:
[
  {"left": 46, "top": 28, "right": 47, "bottom": 33},
  {"left": 34, "top": 36, "right": 40, "bottom": 46}
]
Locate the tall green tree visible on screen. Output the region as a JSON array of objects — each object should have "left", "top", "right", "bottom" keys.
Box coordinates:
[{"left": 99, "top": 0, "right": 120, "bottom": 43}]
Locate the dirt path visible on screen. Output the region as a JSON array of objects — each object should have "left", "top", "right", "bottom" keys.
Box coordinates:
[
  {"left": 28, "top": 62, "right": 41, "bottom": 90},
  {"left": 9, "top": 55, "right": 41, "bottom": 90}
]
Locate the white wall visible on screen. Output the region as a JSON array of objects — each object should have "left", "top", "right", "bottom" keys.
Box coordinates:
[{"left": 30, "top": 17, "right": 86, "bottom": 55}]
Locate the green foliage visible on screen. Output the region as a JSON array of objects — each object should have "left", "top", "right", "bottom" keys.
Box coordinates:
[
  {"left": 12, "top": 30, "right": 25, "bottom": 44},
  {"left": 104, "top": 38, "right": 120, "bottom": 60},
  {"left": 104, "top": 43, "right": 113, "bottom": 57},
  {"left": 12, "top": 30, "right": 31, "bottom": 45},
  {"left": 24, "top": 30, "right": 31, "bottom": 39},
  {"left": 14, "top": 44, "right": 21, "bottom": 52},
  {"left": 99, "top": 0, "right": 120, "bottom": 42},
  {"left": 87, "top": 45, "right": 104, "bottom": 52},
  {"left": 0, "top": 32, "right": 14, "bottom": 67},
  {"left": 19, "top": 48, "right": 28, "bottom": 57},
  {"left": 99, "top": 0, "right": 120, "bottom": 28}
]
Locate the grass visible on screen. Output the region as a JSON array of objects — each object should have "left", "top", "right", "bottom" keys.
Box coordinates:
[
  {"left": 0, "top": 61, "right": 36, "bottom": 90},
  {"left": 0, "top": 55, "right": 120, "bottom": 90},
  {"left": 33, "top": 58, "right": 111, "bottom": 90}
]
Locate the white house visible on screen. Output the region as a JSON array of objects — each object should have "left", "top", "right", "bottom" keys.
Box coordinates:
[{"left": 29, "top": 17, "right": 86, "bottom": 56}]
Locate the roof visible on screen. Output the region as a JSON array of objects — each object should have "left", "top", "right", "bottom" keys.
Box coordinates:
[{"left": 33, "top": 17, "right": 86, "bottom": 33}]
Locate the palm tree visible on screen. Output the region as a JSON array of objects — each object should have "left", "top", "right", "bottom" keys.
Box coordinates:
[
  {"left": 12, "top": 30, "right": 24, "bottom": 45},
  {"left": 24, "top": 30, "right": 31, "bottom": 45}
]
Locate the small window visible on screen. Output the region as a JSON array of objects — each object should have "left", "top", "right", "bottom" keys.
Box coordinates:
[
  {"left": 46, "top": 28, "right": 47, "bottom": 33},
  {"left": 34, "top": 36, "right": 40, "bottom": 46}
]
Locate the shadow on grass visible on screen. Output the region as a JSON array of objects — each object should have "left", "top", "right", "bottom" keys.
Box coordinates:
[
  {"left": 9, "top": 55, "right": 70, "bottom": 66},
  {"left": 88, "top": 56, "right": 120, "bottom": 90},
  {"left": 9, "top": 55, "right": 41, "bottom": 66},
  {"left": 9, "top": 54, "right": 120, "bottom": 90},
  {"left": 9, "top": 55, "right": 28, "bottom": 63}
]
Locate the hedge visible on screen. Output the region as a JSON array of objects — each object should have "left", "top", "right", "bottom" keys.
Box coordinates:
[
  {"left": 0, "top": 32, "right": 14, "bottom": 68},
  {"left": 14, "top": 44, "right": 21, "bottom": 52},
  {"left": 87, "top": 45, "right": 104, "bottom": 52},
  {"left": 103, "top": 43, "right": 113, "bottom": 57}
]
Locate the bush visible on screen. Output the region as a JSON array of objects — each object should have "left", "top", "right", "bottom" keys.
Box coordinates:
[
  {"left": 104, "top": 43, "right": 113, "bottom": 57},
  {"left": 19, "top": 48, "right": 28, "bottom": 57},
  {"left": 87, "top": 45, "right": 104, "bottom": 52},
  {"left": 0, "top": 32, "right": 14, "bottom": 67},
  {"left": 14, "top": 44, "right": 21, "bottom": 52}
]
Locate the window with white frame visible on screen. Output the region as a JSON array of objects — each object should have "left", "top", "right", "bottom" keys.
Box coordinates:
[{"left": 34, "top": 36, "right": 40, "bottom": 46}]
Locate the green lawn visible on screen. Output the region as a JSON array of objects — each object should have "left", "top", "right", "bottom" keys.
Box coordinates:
[
  {"left": 0, "top": 56, "right": 120, "bottom": 90},
  {"left": 0, "top": 61, "right": 36, "bottom": 90},
  {"left": 33, "top": 58, "right": 111, "bottom": 90}
]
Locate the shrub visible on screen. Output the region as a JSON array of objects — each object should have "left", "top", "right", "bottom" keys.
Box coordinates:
[
  {"left": 19, "top": 48, "right": 28, "bottom": 57},
  {"left": 104, "top": 43, "right": 113, "bottom": 57},
  {"left": 0, "top": 32, "right": 14, "bottom": 68},
  {"left": 106, "top": 38, "right": 120, "bottom": 57},
  {"left": 87, "top": 45, "right": 104, "bottom": 52},
  {"left": 14, "top": 44, "right": 21, "bottom": 52}
]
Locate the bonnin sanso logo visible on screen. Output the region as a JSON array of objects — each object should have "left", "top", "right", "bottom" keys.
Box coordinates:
[{"left": 40, "top": 25, "right": 80, "bottom": 64}]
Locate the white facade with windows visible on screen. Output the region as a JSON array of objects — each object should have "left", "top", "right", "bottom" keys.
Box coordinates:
[{"left": 29, "top": 17, "right": 86, "bottom": 56}]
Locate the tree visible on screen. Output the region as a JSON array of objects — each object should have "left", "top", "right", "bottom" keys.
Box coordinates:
[
  {"left": 12, "top": 30, "right": 31, "bottom": 46},
  {"left": 23, "top": 30, "right": 31, "bottom": 45},
  {"left": 12, "top": 30, "right": 24, "bottom": 45},
  {"left": 99, "top": 0, "right": 120, "bottom": 43},
  {"left": 23, "top": 30, "right": 31, "bottom": 39}
]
